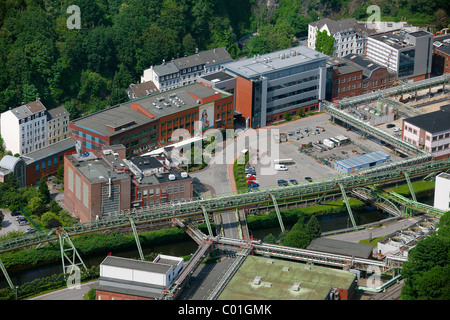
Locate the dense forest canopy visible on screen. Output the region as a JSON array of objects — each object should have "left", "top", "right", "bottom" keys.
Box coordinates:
[{"left": 0, "top": 0, "right": 448, "bottom": 118}]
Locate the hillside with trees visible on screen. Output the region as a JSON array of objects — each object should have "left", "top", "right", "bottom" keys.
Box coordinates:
[{"left": 0, "top": 0, "right": 448, "bottom": 120}]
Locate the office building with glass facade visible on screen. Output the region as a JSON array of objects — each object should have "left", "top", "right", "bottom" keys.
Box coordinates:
[
  {"left": 224, "top": 45, "right": 328, "bottom": 128},
  {"left": 366, "top": 30, "right": 433, "bottom": 82}
]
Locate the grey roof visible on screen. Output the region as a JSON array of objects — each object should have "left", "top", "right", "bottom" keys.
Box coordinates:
[
  {"left": 327, "top": 57, "right": 362, "bottom": 75},
  {"left": 368, "top": 29, "right": 428, "bottom": 49},
  {"left": 224, "top": 45, "right": 329, "bottom": 79},
  {"left": 307, "top": 238, "right": 374, "bottom": 259},
  {"left": 129, "top": 155, "right": 164, "bottom": 171},
  {"left": 200, "top": 71, "right": 235, "bottom": 82},
  {"left": 23, "top": 137, "right": 76, "bottom": 164},
  {"left": 9, "top": 100, "right": 47, "bottom": 120},
  {"left": 310, "top": 18, "right": 375, "bottom": 36},
  {"left": 101, "top": 255, "right": 172, "bottom": 274},
  {"left": 404, "top": 110, "right": 450, "bottom": 134},
  {"left": 0, "top": 155, "right": 22, "bottom": 170},
  {"left": 173, "top": 53, "right": 204, "bottom": 70},
  {"left": 72, "top": 104, "right": 156, "bottom": 137},
  {"left": 342, "top": 53, "right": 394, "bottom": 80},
  {"left": 153, "top": 61, "right": 179, "bottom": 76},
  {"left": 335, "top": 151, "right": 390, "bottom": 170},
  {"left": 126, "top": 81, "right": 160, "bottom": 99},
  {"left": 66, "top": 153, "right": 131, "bottom": 184},
  {"left": 47, "top": 106, "right": 69, "bottom": 119},
  {"left": 197, "top": 47, "right": 232, "bottom": 66},
  {"left": 122, "top": 83, "right": 231, "bottom": 119}
]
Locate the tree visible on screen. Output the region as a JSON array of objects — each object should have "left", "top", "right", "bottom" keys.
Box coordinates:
[
  {"left": 283, "top": 230, "right": 311, "bottom": 248},
  {"left": 315, "top": 30, "right": 335, "bottom": 56},
  {"left": 401, "top": 234, "right": 450, "bottom": 299},
  {"left": 38, "top": 179, "right": 51, "bottom": 204},
  {"left": 284, "top": 110, "right": 291, "bottom": 121},
  {"left": 306, "top": 215, "right": 321, "bottom": 239}
]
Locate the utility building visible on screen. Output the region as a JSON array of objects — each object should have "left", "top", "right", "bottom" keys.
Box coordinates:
[
  {"left": 334, "top": 151, "right": 391, "bottom": 174},
  {"left": 96, "top": 255, "right": 184, "bottom": 300}
]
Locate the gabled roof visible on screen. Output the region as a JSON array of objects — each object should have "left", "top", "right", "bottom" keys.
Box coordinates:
[{"left": 310, "top": 18, "right": 375, "bottom": 36}]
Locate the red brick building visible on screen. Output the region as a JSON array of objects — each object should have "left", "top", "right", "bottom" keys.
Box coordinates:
[
  {"left": 432, "top": 35, "right": 450, "bottom": 75},
  {"left": 343, "top": 54, "right": 397, "bottom": 94},
  {"left": 69, "top": 83, "right": 234, "bottom": 158},
  {"left": 328, "top": 57, "right": 363, "bottom": 100},
  {"left": 64, "top": 145, "right": 193, "bottom": 223}
]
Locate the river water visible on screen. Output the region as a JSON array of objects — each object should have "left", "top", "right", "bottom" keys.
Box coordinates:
[{"left": 0, "top": 195, "right": 434, "bottom": 289}]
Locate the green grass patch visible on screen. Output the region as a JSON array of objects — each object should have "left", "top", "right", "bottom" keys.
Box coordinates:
[
  {"left": 359, "top": 236, "right": 385, "bottom": 246},
  {"left": 388, "top": 181, "right": 435, "bottom": 197}
]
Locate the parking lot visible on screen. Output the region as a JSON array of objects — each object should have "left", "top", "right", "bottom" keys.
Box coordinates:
[
  {"left": 245, "top": 113, "right": 404, "bottom": 189},
  {"left": 0, "top": 208, "right": 35, "bottom": 236}
]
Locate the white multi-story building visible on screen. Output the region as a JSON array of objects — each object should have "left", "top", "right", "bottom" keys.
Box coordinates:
[
  {"left": 308, "top": 18, "right": 375, "bottom": 58},
  {"left": 402, "top": 108, "right": 450, "bottom": 159},
  {"left": 0, "top": 100, "right": 70, "bottom": 156},
  {"left": 1, "top": 100, "right": 48, "bottom": 156},
  {"left": 140, "top": 47, "right": 233, "bottom": 92},
  {"left": 434, "top": 172, "right": 450, "bottom": 212},
  {"left": 366, "top": 30, "right": 433, "bottom": 81}
]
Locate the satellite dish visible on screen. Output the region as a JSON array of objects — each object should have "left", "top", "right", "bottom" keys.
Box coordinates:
[{"left": 75, "top": 140, "right": 82, "bottom": 155}]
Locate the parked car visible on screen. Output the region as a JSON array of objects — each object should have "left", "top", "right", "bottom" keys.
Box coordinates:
[
  {"left": 386, "top": 124, "right": 395, "bottom": 128},
  {"left": 11, "top": 211, "right": 21, "bottom": 216},
  {"left": 245, "top": 167, "right": 256, "bottom": 174},
  {"left": 290, "top": 179, "right": 298, "bottom": 185},
  {"left": 19, "top": 220, "right": 29, "bottom": 226},
  {"left": 304, "top": 177, "right": 313, "bottom": 182},
  {"left": 277, "top": 180, "right": 288, "bottom": 186},
  {"left": 274, "top": 164, "right": 288, "bottom": 171},
  {"left": 25, "top": 227, "right": 36, "bottom": 234},
  {"left": 246, "top": 174, "right": 256, "bottom": 180},
  {"left": 15, "top": 215, "right": 25, "bottom": 221},
  {"left": 394, "top": 127, "right": 402, "bottom": 132},
  {"left": 248, "top": 182, "right": 260, "bottom": 188}
]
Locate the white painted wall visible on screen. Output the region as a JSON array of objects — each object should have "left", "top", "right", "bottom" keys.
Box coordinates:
[{"left": 434, "top": 173, "right": 450, "bottom": 211}]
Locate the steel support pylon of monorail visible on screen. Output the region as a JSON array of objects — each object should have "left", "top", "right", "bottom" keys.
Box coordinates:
[
  {"left": 270, "top": 194, "right": 285, "bottom": 233},
  {"left": 402, "top": 171, "right": 417, "bottom": 203},
  {"left": 201, "top": 205, "right": 214, "bottom": 237},
  {"left": 339, "top": 184, "right": 357, "bottom": 229},
  {"left": 58, "top": 229, "right": 87, "bottom": 275},
  {"left": 130, "top": 217, "right": 145, "bottom": 261}
]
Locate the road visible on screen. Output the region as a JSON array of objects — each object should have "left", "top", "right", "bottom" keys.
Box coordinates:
[
  {"left": 325, "top": 215, "right": 423, "bottom": 244},
  {"left": 28, "top": 281, "right": 97, "bottom": 300}
]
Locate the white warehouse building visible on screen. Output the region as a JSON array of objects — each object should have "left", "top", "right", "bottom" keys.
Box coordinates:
[
  {"left": 96, "top": 254, "right": 184, "bottom": 300},
  {"left": 434, "top": 172, "right": 450, "bottom": 212}
]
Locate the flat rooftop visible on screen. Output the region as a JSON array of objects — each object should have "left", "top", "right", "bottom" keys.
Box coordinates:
[
  {"left": 335, "top": 150, "right": 390, "bottom": 169},
  {"left": 370, "top": 29, "right": 414, "bottom": 49},
  {"left": 224, "top": 45, "right": 328, "bottom": 79},
  {"left": 218, "top": 255, "right": 356, "bottom": 300},
  {"left": 72, "top": 83, "right": 232, "bottom": 137}
]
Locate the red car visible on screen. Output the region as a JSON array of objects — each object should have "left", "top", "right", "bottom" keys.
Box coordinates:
[{"left": 246, "top": 175, "right": 256, "bottom": 180}]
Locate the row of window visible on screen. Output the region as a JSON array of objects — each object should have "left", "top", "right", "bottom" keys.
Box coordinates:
[
  {"left": 35, "top": 155, "right": 62, "bottom": 172},
  {"left": 268, "top": 76, "right": 318, "bottom": 92},
  {"left": 267, "top": 85, "right": 318, "bottom": 103}
]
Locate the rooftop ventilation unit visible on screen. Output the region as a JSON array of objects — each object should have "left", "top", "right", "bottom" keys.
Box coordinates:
[
  {"left": 181, "top": 172, "right": 188, "bottom": 178},
  {"left": 168, "top": 174, "right": 176, "bottom": 181},
  {"left": 292, "top": 283, "right": 301, "bottom": 291}
]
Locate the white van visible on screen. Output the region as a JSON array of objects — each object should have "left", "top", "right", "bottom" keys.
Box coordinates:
[{"left": 274, "top": 164, "right": 288, "bottom": 171}]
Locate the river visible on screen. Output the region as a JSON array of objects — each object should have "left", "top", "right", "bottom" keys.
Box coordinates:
[{"left": 0, "top": 194, "right": 434, "bottom": 289}]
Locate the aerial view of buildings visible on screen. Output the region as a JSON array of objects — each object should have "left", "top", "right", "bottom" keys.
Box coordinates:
[{"left": 0, "top": 0, "right": 449, "bottom": 307}]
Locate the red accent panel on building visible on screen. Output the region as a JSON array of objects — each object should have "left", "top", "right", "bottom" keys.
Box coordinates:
[{"left": 235, "top": 76, "right": 254, "bottom": 127}]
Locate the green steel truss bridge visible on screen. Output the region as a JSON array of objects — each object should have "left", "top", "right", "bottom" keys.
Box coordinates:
[{"left": 1, "top": 74, "right": 449, "bottom": 291}]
